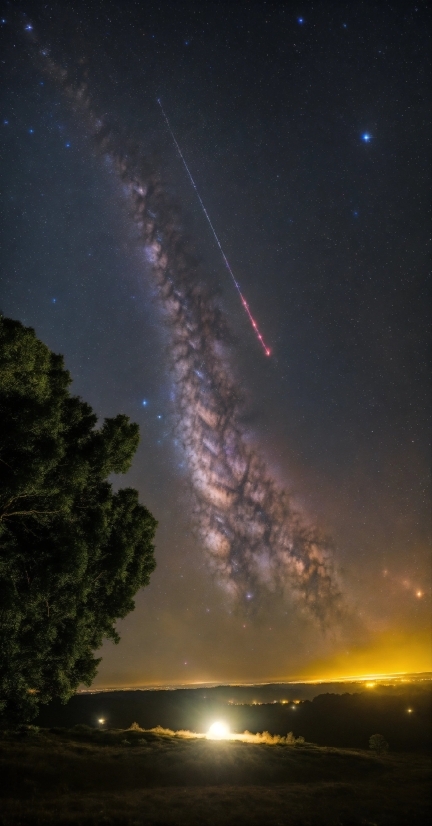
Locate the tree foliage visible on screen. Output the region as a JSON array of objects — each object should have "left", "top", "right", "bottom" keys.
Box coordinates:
[
  {"left": 369, "top": 733, "right": 389, "bottom": 754},
  {"left": 0, "top": 317, "right": 157, "bottom": 723}
]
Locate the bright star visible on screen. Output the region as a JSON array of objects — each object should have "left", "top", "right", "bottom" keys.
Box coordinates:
[
  {"left": 29, "top": 128, "right": 34, "bottom": 134},
  {"left": 25, "top": 24, "right": 33, "bottom": 31},
  {"left": 362, "top": 133, "right": 371, "bottom": 142},
  {"left": 298, "top": 17, "right": 304, "bottom": 24},
  {"left": 65, "top": 142, "right": 70, "bottom": 147},
  {"left": 142, "top": 400, "right": 148, "bottom": 406}
]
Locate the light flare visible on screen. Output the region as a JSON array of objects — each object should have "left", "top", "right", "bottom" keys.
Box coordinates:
[{"left": 207, "top": 721, "right": 230, "bottom": 739}]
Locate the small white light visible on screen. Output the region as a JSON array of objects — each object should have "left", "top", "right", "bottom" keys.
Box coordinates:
[{"left": 98, "top": 718, "right": 105, "bottom": 724}]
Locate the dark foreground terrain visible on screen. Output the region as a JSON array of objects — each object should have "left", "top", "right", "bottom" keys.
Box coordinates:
[{"left": 0, "top": 726, "right": 430, "bottom": 825}]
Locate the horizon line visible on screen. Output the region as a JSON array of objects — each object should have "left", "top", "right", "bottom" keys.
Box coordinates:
[{"left": 77, "top": 671, "right": 432, "bottom": 694}]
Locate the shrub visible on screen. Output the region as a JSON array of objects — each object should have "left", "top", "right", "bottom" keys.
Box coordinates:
[{"left": 369, "top": 733, "right": 389, "bottom": 754}]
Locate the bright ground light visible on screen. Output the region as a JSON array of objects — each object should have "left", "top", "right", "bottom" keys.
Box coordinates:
[{"left": 207, "top": 721, "right": 230, "bottom": 739}]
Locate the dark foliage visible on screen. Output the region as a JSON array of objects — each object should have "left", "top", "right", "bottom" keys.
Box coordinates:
[
  {"left": 0, "top": 317, "right": 157, "bottom": 724},
  {"left": 369, "top": 733, "right": 389, "bottom": 754}
]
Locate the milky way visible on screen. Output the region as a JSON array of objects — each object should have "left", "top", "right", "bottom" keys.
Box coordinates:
[{"left": 37, "top": 45, "right": 343, "bottom": 626}]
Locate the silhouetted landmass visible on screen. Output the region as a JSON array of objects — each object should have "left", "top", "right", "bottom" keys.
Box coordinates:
[{"left": 36, "top": 681, "right": 431, "bottom": 752}]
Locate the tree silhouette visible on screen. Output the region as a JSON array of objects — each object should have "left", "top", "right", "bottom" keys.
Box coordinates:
[{"left": 0, "top": 317, "right": 157, "bottom": 723}]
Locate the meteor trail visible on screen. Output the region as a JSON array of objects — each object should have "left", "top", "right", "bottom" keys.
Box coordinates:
[{"left": 157, "top": 98, "right": 271, "bottom": 356}]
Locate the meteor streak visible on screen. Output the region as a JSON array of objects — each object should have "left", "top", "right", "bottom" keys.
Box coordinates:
[{"left": 157, "top": 98, "right": 271, "bottom": 356}]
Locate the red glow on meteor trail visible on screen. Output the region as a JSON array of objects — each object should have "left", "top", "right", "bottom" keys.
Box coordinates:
[{"left": 157, "top": 98, "right": 271, "bottom": 357}]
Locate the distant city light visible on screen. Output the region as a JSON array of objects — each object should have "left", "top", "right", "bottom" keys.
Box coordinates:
[
  {"left": 407, "top": 708, "right": 413, "bottom": 714},
  {"left": 366, "top": 682, "right": 376, "bottom": 688},
  {"left": 98, "top": 718, "right": 105, "bottom": 724}
]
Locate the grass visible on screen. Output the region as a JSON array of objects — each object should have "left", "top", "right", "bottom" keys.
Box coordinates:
[{"left": 0, "top": 725, "right": 430, "bottom": 824}]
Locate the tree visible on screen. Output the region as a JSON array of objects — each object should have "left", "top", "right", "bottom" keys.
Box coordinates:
[
  {"left": 0, "top": 317, "right": 157, "bottom": 724},
  {"left": 369, "top": 733, "right": 389, "bottom": 755}
]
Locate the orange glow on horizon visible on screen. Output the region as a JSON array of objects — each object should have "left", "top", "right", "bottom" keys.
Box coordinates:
[
  {"left": 298, "top": 628, "right": 432, "bottom": 685},
  {"left": 84, "top": 630, "right": 431, "bottom": 693}
]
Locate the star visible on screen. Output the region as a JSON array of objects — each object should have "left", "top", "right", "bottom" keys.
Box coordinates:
[
  {"left": 142, "top": 399, "right": 148, "bottom": 406},
  {"left": 362, "top": 133, "right": 372, "bottom": 142},
  {"left": 297, "top": 18, "right": 304, "bottom": 25}
]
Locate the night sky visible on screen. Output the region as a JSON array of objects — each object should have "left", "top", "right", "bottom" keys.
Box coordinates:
[{"left": 0, "top": 0, "right": 430, "bottom": 687}]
